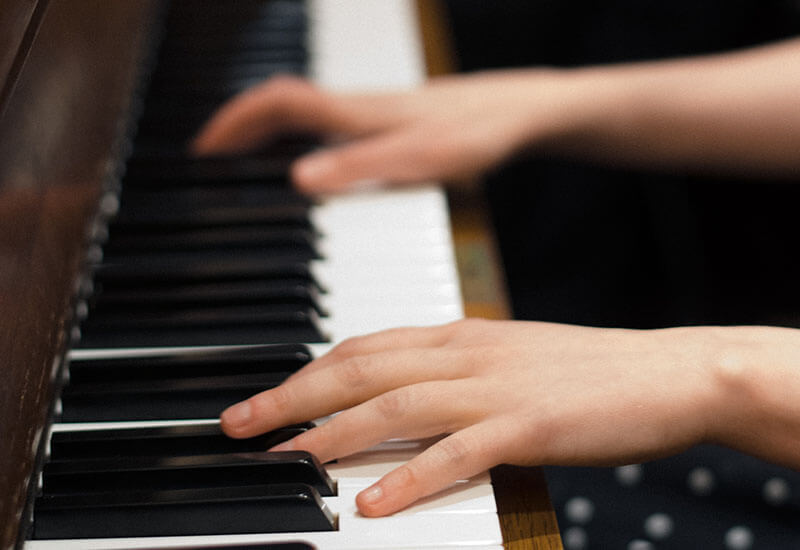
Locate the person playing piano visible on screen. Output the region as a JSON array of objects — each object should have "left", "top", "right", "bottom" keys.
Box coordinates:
[{"left": 192, "top": 35, "right": 800, "bottom": 523}]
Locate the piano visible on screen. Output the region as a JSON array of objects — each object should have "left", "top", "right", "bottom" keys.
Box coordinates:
[{"left": 0, "top": 1, "right": 560, "bottom": 549}]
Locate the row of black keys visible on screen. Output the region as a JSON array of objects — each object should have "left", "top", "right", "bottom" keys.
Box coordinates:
[
  {"left": 136, "top": 0, "right": 308, "bottom": 150},
  {"left": 36, "top": 345, "right": 339, "bottom": 539},
  {"left": 34, "top": 424, "right": 336, "bottom": 538},
  {"left": 77, "top": 0, "right": 324, "bottom": 349},
  {"left": 39, "top": 1, "right": 334, "bottom": 540}
]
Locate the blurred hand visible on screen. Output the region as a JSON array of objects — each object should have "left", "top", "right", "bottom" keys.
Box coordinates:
[
  {"left": 191, "top": 71, "right": 576, "bottom": 193},
  {"left": 220, "top": 319, "right": 727, "bottom": 516}
]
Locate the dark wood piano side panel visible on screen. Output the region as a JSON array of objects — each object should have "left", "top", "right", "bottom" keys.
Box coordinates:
[
  {"left": 0, "top": 1, "right": 157, "bottom": 547},
  {"left": 0, "top": 0, "right": 46, "bottom": 114}
]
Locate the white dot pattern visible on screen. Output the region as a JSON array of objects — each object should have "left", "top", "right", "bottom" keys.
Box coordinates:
[
  {"left": 563, "top": 526, "right": 588, "bottom": 550},
  {"left": 687, "top": 466, "right": 715, "bottom": 496},
  {"left": 643, "top": 512, "right": 674, "bottom": 540},
  {"left": 565, "top": 496, "right": 595, "bottom": 524},
  {"left": 762, "top": 477, "right": 790, "bottom": 506},
  {"left": 627, "top": 539, "right": 656, "bottom": 550},
  {"left": 614, "top": 464, "right": 643, "bottom": 487},
  {"left": 725, "top": 525, "right": 754, "bottom": 550},
  {"left": 551, "top": 446, "right": 799, "bottom": 547}
]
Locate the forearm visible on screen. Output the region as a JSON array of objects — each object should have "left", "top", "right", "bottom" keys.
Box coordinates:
[{"left": 540, "top": 37, "right": 800, "bottom": 176}]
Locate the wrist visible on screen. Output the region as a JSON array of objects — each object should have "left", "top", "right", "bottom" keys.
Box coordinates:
[
  {"left": 702, "top": 326, "right": 800, "bottom": 466},
  {"left": 524, "top": 65, "right": 637, "bottom": 156}
]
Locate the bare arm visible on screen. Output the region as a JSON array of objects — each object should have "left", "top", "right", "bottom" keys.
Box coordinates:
[
  {"left": 193, "top": 37, "right": 800, "bottom": 192},
  {"left": 559, "top": 37, "right": 800, "bottom": 177}
]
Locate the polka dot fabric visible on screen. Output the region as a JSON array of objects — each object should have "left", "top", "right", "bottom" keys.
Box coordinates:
[{"left": 546, "top": 446, "right": 800, "bottom": 549}]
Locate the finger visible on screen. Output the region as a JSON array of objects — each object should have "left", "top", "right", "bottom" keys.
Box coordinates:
[
  {"left": 191, "top": 77, "right": 405, "bottom": 155},
  {"left": 290, "top": 127, "right": 451, "bottom": 193},
  {"left": 191, "top": 77, "right": 349, "bottom": 155},
  {"left": 219, "top": 347, "right": 468, "bottom": 438},
  {"left": 287, "top": 324, "right": 454, "bottom": 381},
  {"left": 355, "top": 420, "right": 511, "bottom": 517},
  {"left": 269, "top": 379, "right": 482, "bottom": 462}
]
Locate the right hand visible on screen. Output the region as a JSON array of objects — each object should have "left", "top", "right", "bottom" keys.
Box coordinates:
[{"left": 191, "top": 70, "right": 578, "bottom": 194}]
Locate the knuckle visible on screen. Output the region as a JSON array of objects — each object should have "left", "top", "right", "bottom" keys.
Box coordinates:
[
  {"left": 433, "top": 434, "right": 471, "bottom": 468},
  {"left": 442, "top": 318, "right": 481, "bottom": 342},
  {"left": 336, "top": 355, "right": 373, "bottom": 388},
  {"left": 331, "top": 335, "right": 369, "bottom": 358},
  {"left": 293, "top": 426, "right": 323, "bottom": 452},
  {"left": 259, "top": 384, "right": 294, "bottom": 417},
  {"left": 389, "top": 464, "right": 420, "bottom": 492},
  {"left": 374, "top": 388, "right": 410, "bottom": 420}
]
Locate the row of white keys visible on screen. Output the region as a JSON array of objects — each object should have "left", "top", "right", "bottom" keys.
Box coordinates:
[{"left": 312, "top": 187, "right": 463, "bottom": 344}]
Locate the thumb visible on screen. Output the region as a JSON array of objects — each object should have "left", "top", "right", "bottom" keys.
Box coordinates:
[{"left": 291, "top": 130, "right": 440, "bottom": 194}]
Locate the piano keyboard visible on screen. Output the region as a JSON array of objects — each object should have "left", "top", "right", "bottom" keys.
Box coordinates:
[{"left": 25, "top": 1, "right": 504, "bottom": 548}]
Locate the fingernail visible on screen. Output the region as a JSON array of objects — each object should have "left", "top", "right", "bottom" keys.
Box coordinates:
[
  {"left": 269, "top": 438, "right": 295, "bottom": 452},
  {"left": 359, "top": 484, "right": 383, "bottom": 505},
  {"left": 295, "top": 154, "right": 334, "bottom": 185},
  {"left": 221, "top": 400, "right": 251, "bottom": 428},
  {"left": 344, "top": 178, "right": 385, "bottom": 192}
]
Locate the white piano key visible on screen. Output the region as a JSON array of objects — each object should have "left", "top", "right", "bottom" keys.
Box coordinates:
[
  {"left": 25, "top": 513, "right": 503, "bottom": 550},
  {"left": 309, "top": 0, "right": 425, "bottom": 92}
]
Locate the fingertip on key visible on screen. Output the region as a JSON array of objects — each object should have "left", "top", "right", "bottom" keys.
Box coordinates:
[
  {"left": 356, "top": 484, "right": 386, "bottom": 517},
  {"left": 220, "top": 400, "right": 252, "bottom": 434}
]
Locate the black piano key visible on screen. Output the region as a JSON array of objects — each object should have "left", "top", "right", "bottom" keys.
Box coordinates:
[
  {"left": 163, "top": 5, "right": 306, "bottom": 35},
  {"left": 122, "top": 152, "right": 315, "bottom": 185},
  {"left": 42, "top": 451, "right": 336, "bottom": 497},
  {"left": 61, "top": 373, "right": 289, "bottom": 421},
  {"left": 93, "top": 258, "right": 322, "bottom": 287},
  {"left": 49, "top": 423, "right": 313, "bottom": 460},
  {"left": 74, "top": 318, "right": 326, "bottom": 350},
  {"left": 89, "top": 279, "right": 326, "bottom": 316},
  {"left": 158, "top": 35, "right": 305, "bottom": 60},
  {"left": 33, "top": 484, "right": 336, "bottom": 538},
  {"left": 110, "top": 202, "right": 311, "bottom": 229},
  {"left": 152, "top": 55, "right": 309, "bottom": 83},
  {"left": 117, "top": 184, "right": 313, "bottom": 210},
  {"left": 61, "top": 344, "right": 315, "bottom": 419},
  {"left": 149, "top": 69, "right": 305, "bottom": 98},
  {"left": 68, "top": 343, "right": 311, "bottom": 383},
  {"left": 103, "top": 226, "right": 318, "bottom": 257},
  {"left": 81, "top": 302, "right": 319, "bottom": 330}
]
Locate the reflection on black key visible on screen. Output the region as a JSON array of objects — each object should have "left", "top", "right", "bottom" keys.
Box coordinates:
[
  {"left": 68, "top": 344, "right": 311, "bottom": 384},
  {"left": 123, "top": 153, "right": 314, "bottom": 185},
  {"left": 90, "top": 279, "right": 326, "bottom": 317},
  {"left": 75, "top": 304, "right": 324, "bottom": 349},
  {"left": 83, "top": 302, "right": 317, "bottom": 329},
  {"left": 75, "top": 317, "right": 325, "bottom": 349},
  {"left": 61, "top": 373, "right": 288, "bottom": 421},
  {"left": 104, "top": 226, "right": 318, "bottom": 255},
  {"left": 42, "top": 451, "right": 336, "bottom": 497},
  {"left": 93, "top": 257, "right": 318, "bottom": 285},
  {"left": 61, "top": 345, "right": 313, "bottom": 421},
  {"left": 49, "top": 423, "right": 313, "bottom": 460},
  {"left": 33, "top": 484, "right": 336, "bottom": 539}
]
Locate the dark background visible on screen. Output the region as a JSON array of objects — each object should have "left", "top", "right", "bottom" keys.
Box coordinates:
[{"left": 445, "top": 0, "right": 800, "bottom": 330}]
